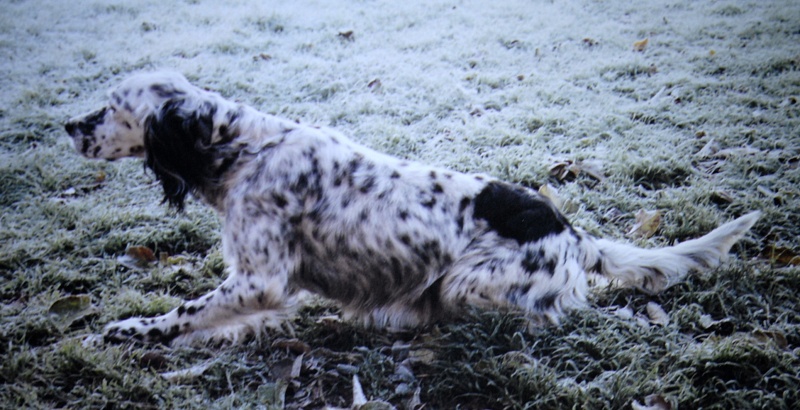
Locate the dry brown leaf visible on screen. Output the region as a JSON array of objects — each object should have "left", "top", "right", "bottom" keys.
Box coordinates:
[
  {"left": 118, "top": 245, "right": 156, "bottom": 269},
  {"left": 632, "top": 394, "right": 672, "bottom": 410},
  {"left": 549, "top": 160, "right": 581, "bottom": 181},
  {"left": 752, "top": 330, "right": 789, "bottom": 349},
  {"left": 338, "top": 30, "right": 354, "bottom": 41},
  {"left": 367, "top": 78, "right": 382, "bottom": 93},
  {"left": 709, "top": 190, "right": 734, "bottom": 204},
  {"left": 579, "top": 159, "right": 606, "bottom": 182},
  {"left": 49, "top": 294, "right": 91, "bottom": 315},
  {"left": 549, "top": 159, "right": 605, "bottom": 182},
  {"left": 272, "top": 338, "right": 312, "bottom": 354},
  {"left": 760, "top": 245, "right": 800, "bottom": 266},
  {"left": 538, "top": 184, "right": 562, "bottom": 210},
  {"left": 614, "top": 306, "right": 634, "bottom": 320},
  {"left": 628, "top": 210, "right": 661, "bottom": 239},
  {"left": 633, "top": 37, "right": 649, "bottom": 52},
  {"left": 139, "top": 351, "right": 170, "bottom": 371},
  {"left": 713, "top": 146, "right": 762, "bottom": 158},
  {"left": 271, "top": 354, "right": 305, "bottom": 380},
  {"left": 161, "top": 360, "right": 213, "bottom": 381},
  {"left": 407, "top": 348, "right": 436, "bottom": 364},
  {"left": 49, "top": 294, "right": 98, "bottom": 330},
  {"left": 785, "top": 156, "right": 799, "bottom": 169},
  {"left": 646, "top": 302, "right": 670, "bottom": 326},
  {"left": 699, "top": 315, "right": 735, "bottom": 335}
]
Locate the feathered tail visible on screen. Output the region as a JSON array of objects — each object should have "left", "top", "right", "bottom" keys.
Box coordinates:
[{"left": 585, "top": 211, "right": 761, "bottom": 292}]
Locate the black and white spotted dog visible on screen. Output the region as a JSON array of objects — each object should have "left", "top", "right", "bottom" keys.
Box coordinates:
[{"left": 65, "top": 72, "right": 759, "bottom": 345}]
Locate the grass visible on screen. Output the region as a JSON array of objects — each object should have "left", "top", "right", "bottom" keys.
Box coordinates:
[{"left": 2, "top": 0, "right": 800, "bottom": 408}]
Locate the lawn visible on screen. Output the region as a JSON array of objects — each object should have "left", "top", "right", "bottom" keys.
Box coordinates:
[{"left": 1, "top": 0, "right": 799, "bottom": 408}]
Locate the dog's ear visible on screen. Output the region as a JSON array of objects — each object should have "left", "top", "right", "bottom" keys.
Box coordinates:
[{"left": 144, "top": 98, "right": 218, "bottom": 211}]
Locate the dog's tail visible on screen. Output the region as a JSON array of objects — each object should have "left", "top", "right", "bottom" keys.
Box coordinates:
[{"left": 584, "top": 211, "right": 760, "bottom": 292}]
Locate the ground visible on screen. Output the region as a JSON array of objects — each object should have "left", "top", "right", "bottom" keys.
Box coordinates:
[{"left": 1, "top": 0, "right": 799, "bottom": 408}]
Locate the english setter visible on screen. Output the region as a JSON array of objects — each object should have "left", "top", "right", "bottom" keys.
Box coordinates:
[{"left": 65, "top": 72, "right": 759, "bottom": 345}]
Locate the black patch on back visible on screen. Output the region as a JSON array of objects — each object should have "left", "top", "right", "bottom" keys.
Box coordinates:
[{"left": 473, "top": 182, "right": 568, "bottom": 244}]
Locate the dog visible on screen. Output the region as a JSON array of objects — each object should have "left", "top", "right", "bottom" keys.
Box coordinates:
[{"left": 65, "top": 71, "right": 760, "bottom": 345}]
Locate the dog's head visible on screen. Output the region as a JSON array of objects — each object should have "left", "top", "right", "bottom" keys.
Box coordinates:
[
  {"left": 66, "top": 72, "right": 241, "bottom": 210},
  {"left": 65, "top": 71, "right": 196, "bottom": 160}
]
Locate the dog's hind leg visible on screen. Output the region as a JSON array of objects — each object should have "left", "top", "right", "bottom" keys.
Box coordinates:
[{"left": 439, "top": 231, "right": 591, "bottom": 324}]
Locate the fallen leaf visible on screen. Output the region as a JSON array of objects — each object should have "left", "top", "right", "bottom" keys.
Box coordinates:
[
  {"left": 549, "top": 160, "right": 581, "bottom": 182},
  {"left": 709, "top": 190, "right": 734, "bottom": 204},
  {"left": 407, "top": 348, "right": 436, "bottom": 364},
  {"left": 256, "top": 380, "right": 288, "bottom": 409},
  {"left": 785, "top": 155, "right": 799, "bottom": 169},
  {"left": 49, "top": 294, "right": 98, "bottom": 330},
  {"left": 549, "top": 159, "right": 605, "bottom": 182},
  {"left": 627, "top": 210, "right": 661, "bottom": 239},
  {"left": 117, "top": 245, "right": 156, "bottom": 269},
  {"left": 49, "top": 294, "right": 91, "bottom": 316},
  {"left": 646, "top": 302, "right": 670, "bottom": 326},
  {"left": 760, "top": 245, "right": 800, "bottom": 266},
  {"left": 633, "top": 38, "right": 649, "bottom": 52},
  {"left": 752, "top": 330, "right": 789, "bottom": 349},
  {"left": 713, "top": 146, "right": 762, "bottom": 158},
  {"left": 139, "top": 351, "right": 170, "bottom": 371},
  {"left": 336, "top": 364, "right": 359, "bottom": 375},
  {"left": 579, "top": 159, "right": 606, "bottom": 182},
  {"left": 699, "top": 315, "right": 735, "bottom": 335},
  {"left": 161, "top": 360, "right": 213, "bottom": 381},
  {"left": 358, "top": 401, "right": 396, "bottom": 410},
  {"left": 405, "top": 387, "right": 422, "bottom": 409},
  {"left": 696, "top": 158, "right": 725, "bottom": 174},
  {"left": 272, "top": 338, "right": 311, "bottom": 354},
  {"left": 632, "top": 394, "right": 672, "bottom": 410},
  {"left": 614, "top": 306, "right": 634, "bottom": 320},
  {"left": 538, "top": 184, "right": 562, "bottom": 210},
  {"left": 338, "top": 30, "right": 354, "bottom": 41}
]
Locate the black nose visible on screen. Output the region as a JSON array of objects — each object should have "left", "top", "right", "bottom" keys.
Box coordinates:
[{"left": 65, "top": 121, "right": 77, "bottom": 136}]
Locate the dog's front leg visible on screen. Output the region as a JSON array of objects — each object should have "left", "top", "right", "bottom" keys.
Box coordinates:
[
  {"left": 103, "top": 268, "right": 292, "bottom": 345},
  {"left": 104, "top": 211, "right": 299, "bottom": 345}
]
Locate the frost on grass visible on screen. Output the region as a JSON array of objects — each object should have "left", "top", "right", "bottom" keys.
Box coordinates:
[{"left": 1, "top": 0, "right": 799, "bottom": 408}]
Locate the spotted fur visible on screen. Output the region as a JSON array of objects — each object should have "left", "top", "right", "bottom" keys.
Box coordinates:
[{"left": 65, "top": 72, "right": 760, "bottom": 345}]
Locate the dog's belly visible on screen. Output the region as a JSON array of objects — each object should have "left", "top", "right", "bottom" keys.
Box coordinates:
[{"left": 292, "top": 232, "right": 453, "bottom": 310}]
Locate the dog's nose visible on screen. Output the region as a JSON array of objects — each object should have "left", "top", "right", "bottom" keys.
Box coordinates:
[{"left": 65, "top": 121, "right": 77, "bottom": 136}]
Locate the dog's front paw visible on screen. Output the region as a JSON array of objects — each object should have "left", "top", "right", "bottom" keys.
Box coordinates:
[{"left": 103, "top": 317, "right": 180, "bottom": 344}]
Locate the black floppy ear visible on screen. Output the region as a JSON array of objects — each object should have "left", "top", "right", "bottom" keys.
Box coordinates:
[{"left": 144, "top": 98, "right": 218, "bottom": 211}]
